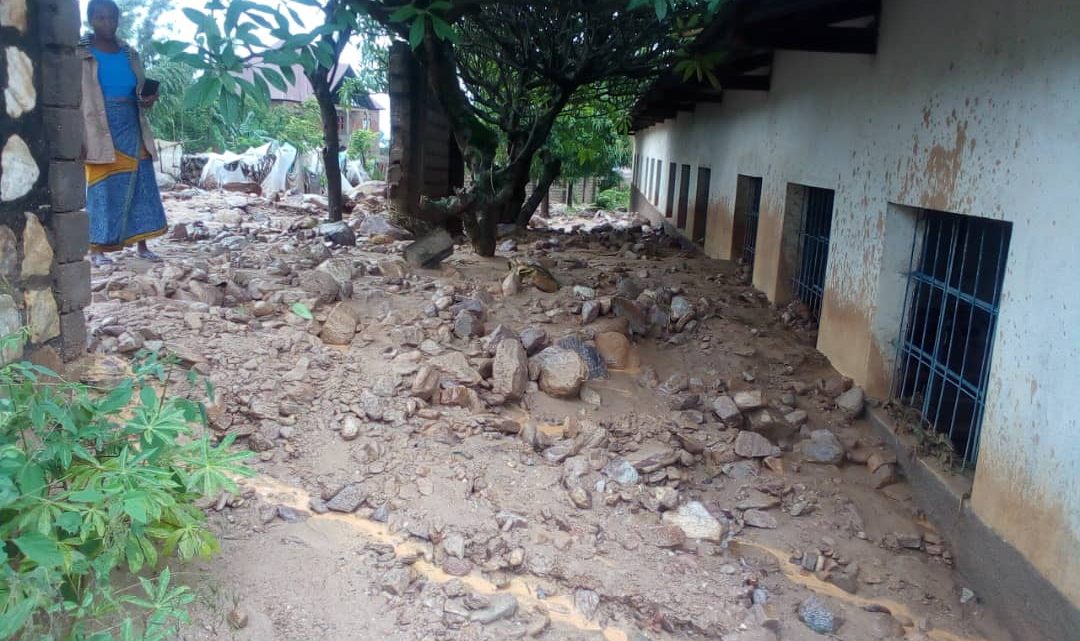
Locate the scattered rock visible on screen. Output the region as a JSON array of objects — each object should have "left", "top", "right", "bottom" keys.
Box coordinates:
[
  {"left": 411, "top": 365, "right": 441, "bottom": 400},
  {"left": 382, "top": 567, "right": 415, "bottom": 596},
  {"left": 340, "top": 416, "right": 361, "bottom": 441},
  {"left": 325, "top": 483, "right": 366, "bottom": 513},
  {"left": 568, "top": 486, "right": 592, "bottom": 509},
  {"left": 661, "top": 501, "right": 726, "bottom": 542},
  {"left": 320, "top": 303, "right": 358, "bottom": 344},
  {"left": 802, "top": 430, "right": 846, "bottom": 465},
  {"left": 733, "top": 390, "right": 765, "bottom": 411},
  {"left": 580, "top": 385, "right": 601, "bottom": 406},
  {"left": 642, "top": 525, "right": 686, "bottom": 548},
  {"left": 871, "top": 463, "right": 900, "bottom": 489},
  {"left": 519, "top": 327, "right": 548, "bottom": 355},
  {"left": 743, "top": 509, "right": 778, "bottom": 529},
  {"left": 404, "top": 229, "right": 454, "bottom": 268},
  {"left": 299, "top": 271, "right": 341, "bottom": 305},
  {"left": 493, "top": 338, "right": 528, "bottom": 400},
  {"left": 454, "top": 310, "right": 485, "bottom": 339},
  {"left": 836, "top": 386, "right": 865, "bottom": 416},
  {"left": 574, "top": 589, "right": 601, "bottom": 620},
  {"left": 470, "top": 593, "right": 518, "bottom": 624},
  {"left": 431, "top": 351, "right": 483, "bottom": 385},
  {"left": 535, "top": 347, "right": 587, "bottom": 398},
  {"left": 734, "top": 431, "right": 781, "bottom": 458},
  {"left": 603, "top": 458, "right": 639, "bottom": 485},
  {"left": 581, "top": 300, "right": 601, "bottom": 324},
  {"left": 798, "top": 596, "right": 835, "bottom": 634},
  {"left": 358, "top": 214, "right": 411, "bottom": 239},
  {"left": 712, "top": 395, "right": 743, "bottom": 426},
  {"left": 595, "top": 331, "right": 635, "bottom": 369},
  {"left": 318, "top": 221, "right": 356, "bottom": 246}
]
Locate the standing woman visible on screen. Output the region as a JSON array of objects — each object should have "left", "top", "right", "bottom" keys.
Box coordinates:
[{"left": 80, "top": 0, "right": 167, "bottom": 266}]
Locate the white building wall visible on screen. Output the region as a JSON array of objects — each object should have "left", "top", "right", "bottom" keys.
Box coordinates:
[{"left": 633, "top": 0, "right": 1080, "bottom": 606}]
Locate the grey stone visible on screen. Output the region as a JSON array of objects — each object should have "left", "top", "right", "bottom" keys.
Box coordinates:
[
  {"left": 325, "top": 483, "right": 367, "bottom": 513},
  {"left": 574, "top": 589, "right": 600, "bottom": 620},
  {"left": 298, "top": 271, "right": 340, "bottom": 305},
  {"left": 785, "top": 409, "right": 809, "bottom": 425},
  {"left": 493, "top": 338, "right": 528, "bottom": 400},
  {"left": 117, "top": 332, "right": 143, "bottom": 354},
  {"left": 4, "top": 47, "right": 35, "bottom": 119},
  {"left": 712, "top": 395, "right": 743, "bottom": 425},
  {"left": 581, "top": 300, "right": 601, "bottom": 324},
  {"left": 803, "top": 430, "right": 846, "bottom": 465},
  {"left": 453, "top": 310, "right": 484, "bottom": 339},
  {"left": 798, "top": 596, "right": 835, "bottom": 634},
  {"left": 671, "top": 295, "right": 694, "bottom": 319},
  {"left": 470, "top": 593, "right": 517, "bottom": 624},
  {"left": 568, "top": 486, "right": 592, "bottom": 509},
  {"left": 315, "top": 257, "right": 355, "bottom": 285},
  {"left": 733, "top": 390, "right": 766, "bottom": 411},
  {"left": 519, "top": 327, "right": 548, "bottom": 355},
  {"left": 25, "top": 288, "right": 59, "bottom": 343},
  {"left": 616, "top": 277, "right": 642, "bottom": 299},
  {"left": 535, "top": 347, "right": 587, "bottom": 398},
  {"left": 431, "top": 351, "right": 482, "bottom": 385},
  {"left": 58, "top": 309, "right": 86, "bottom": 360},
  {"left": 743, "top": 509, "right": 778, "bottom": 529},
  {"left": 442, "top": 532, "right": 466, "bottom": 558},
  {"left": 482, "top": 324, "right": 518, "bottom": 356},
  {"left": 602, "top": 457, "right": 639, "bottom": 485},
  {"left": 382, "top": 567, "right": 415, "bottom": 596},
  {"left": 836, "top": 386, "right": 865, "bottom": 416},
  {"left": 661, "top": 501, "right": 727, "bottom": 542},
  {"left": 317, "top": 221, "right": 356, "bottom": 246},
  {"left": 358, "top": 214, "right": 411, "bottom": 239},
  {"left": 403, "top": 229, "right": 454, "bottom": 268},
  {"left": 340, "top": 416, "right": 361, "bottom": 441},
  {"left": 734, "top": 431, "right": 781, "bottom": 458},
  {"left": 411, "top": 365, "right": 440, "bottom": 400},
  {"left": 573, "top": 285, "right": 597, "bottom": 300}
]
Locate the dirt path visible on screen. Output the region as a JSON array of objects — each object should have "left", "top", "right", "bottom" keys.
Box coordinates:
[{"left": 82, "top": 189, "right": 1010, "bottom": 641}]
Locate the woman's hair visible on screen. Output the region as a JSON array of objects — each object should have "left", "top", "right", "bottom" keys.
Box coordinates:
[{"left": 87, "top": 0, "right": 120, "bottom": 22}]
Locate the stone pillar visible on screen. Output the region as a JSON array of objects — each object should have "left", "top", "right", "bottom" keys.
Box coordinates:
[{"left": 0, "top": 0, "right": 88, "bottom": 367}]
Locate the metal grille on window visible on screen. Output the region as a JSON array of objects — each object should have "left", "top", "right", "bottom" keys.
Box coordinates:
[
  {"left": 742, "top": 177, "right": 762, "bottom": 268},
  {"left": 653, "top": 159, "right": 663, "bottom": 204},
  {"left": 893, "top": 210, "right": 1011, "bottom": 467},
  {"left": 792, "top": 187, "right": 834, "bottom": 319}
]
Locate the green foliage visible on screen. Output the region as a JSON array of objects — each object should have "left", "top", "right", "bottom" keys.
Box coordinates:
[
  {"left": 0, "top": 336, "right": 253, "bottom": 640},
  {"left": 596, "top": 186, "right": 630, "bottom": 211},
  {"left": 544, "top": 100, "right": 632, "bottom": 183},
  {"left": 346, "top": 127, "right": 380, "bottom": 175}
]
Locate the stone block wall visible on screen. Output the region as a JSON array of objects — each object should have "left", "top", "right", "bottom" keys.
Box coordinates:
[{"left": 0, "top": 0, "right": 88, "bottom": 365}]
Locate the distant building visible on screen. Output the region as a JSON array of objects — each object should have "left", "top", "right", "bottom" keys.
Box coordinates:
[{"left": 237, "top": 62, "right": 381, "bottom": 143}]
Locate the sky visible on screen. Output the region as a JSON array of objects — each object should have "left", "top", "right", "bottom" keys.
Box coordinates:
[{"left": 79, "top": 0, "right": 390, "bottom": 133}]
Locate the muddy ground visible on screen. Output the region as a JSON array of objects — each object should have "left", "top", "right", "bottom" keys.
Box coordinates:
[{"left": 79, "top": 187, "right": 1010, "bottom": 641}]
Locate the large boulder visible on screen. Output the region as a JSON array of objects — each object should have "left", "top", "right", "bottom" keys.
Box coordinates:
[
  {"left": 299, "top": 271, "right": 341, "bottom": 305},
  {"left": 534, "top": 347, "right": 587, "bottom": 398},
  {"left": 320, "top": 303, "right": 359, "bottom": 345}
]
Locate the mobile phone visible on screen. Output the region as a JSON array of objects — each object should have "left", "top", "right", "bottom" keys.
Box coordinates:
[{"left": 141, "top": 78, "right": 160, "bottom": 98}]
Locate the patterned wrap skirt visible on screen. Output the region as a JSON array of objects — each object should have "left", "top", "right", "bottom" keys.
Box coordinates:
[{"left": 85, "top": 97, "right": 167, "bottom": 251}]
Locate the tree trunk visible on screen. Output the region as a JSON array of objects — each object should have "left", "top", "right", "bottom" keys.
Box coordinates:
[
  {"left": 312, "top": 73, "right": 344, "bottom": 222},
  {"left": 518, "top": 153, "right": 560, "bottom": 226},
  {"left": 566, "top": 181, "right": 573, "bottom": 208},
  {"left": 541, "top": 190, "right": 550, "bottom": 218}
]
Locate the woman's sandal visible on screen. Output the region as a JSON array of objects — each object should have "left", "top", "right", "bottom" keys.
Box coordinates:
[
  {"left": 137, "top": 249, "right": 163, "bottom": 263},
  {"left": 90, "top": 254, "right": 114, "bottom": 267}
]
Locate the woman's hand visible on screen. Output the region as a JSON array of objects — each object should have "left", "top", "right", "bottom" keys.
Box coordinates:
[{"left": 139, "top": 93, "right": 158, "bottom": 109}]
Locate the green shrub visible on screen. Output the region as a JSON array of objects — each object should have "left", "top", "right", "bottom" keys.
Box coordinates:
[
  {"left": 0, "top": 332, "right": 253, "bottom": 641},
  {"left": 596, "top": 186, "right": 630, "bottom": 211}
]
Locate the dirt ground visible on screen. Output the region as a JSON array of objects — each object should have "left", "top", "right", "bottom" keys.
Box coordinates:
[{"left": 79, "top": 187, "right": 1011, "bottom": 641}]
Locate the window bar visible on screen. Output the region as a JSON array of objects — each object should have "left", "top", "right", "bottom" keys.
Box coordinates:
[
  {"left": 920, "top": 216, "right": 959, "bottom": 427},
  {"left": 932, "top": 218, "right": 971, "bottom": 451},
  {"left": 911, "top": 214, "right": 947, "bottom": 414},
  {"left": 951, "top": 224, "right": 986, "bottom": 463},
  {"left": 892, "top": 211, "right": 923, "bottom": 403}
]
